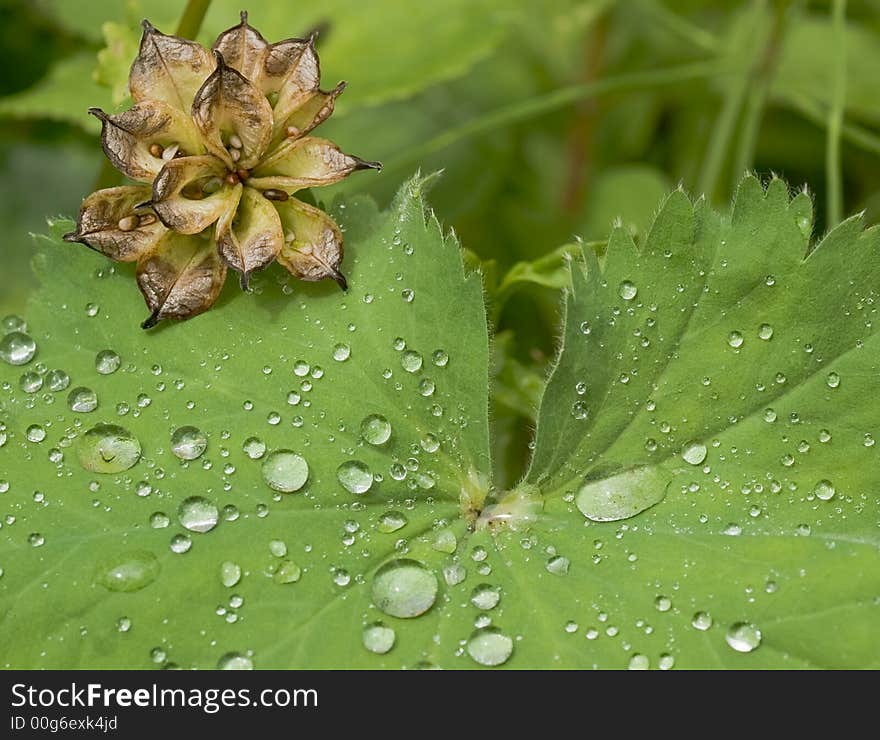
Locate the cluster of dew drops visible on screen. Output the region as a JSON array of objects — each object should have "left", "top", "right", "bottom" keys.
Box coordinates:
[{"left": 1, "top": 304, "right": 517, "bottom": 669}]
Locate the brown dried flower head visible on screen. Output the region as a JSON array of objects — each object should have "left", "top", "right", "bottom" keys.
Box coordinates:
[{"left": 64, "top": 12, "right": 380, "bottom": 328}]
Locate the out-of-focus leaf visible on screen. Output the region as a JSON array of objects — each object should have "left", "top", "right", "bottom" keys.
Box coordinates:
[
  {"left": 0, "top": 53, "right": 114, "bottom": 132},
  {"left": 578, "top": 165, "right": 670, "bottom": 240}
]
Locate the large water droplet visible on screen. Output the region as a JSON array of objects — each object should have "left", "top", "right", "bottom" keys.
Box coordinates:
[
  {"left": 97, "top": 551, "right": 160, "bottom": 592},
  {"left": 337, "top": 460, "right": 373, "bottom": 494},
  {"left": 371, "top": 559, "right": 437, "bottom": 618},
  {"left": 466, "top": 627, "right": 513, "bottom": 666},
  {"left": 261, "top": 450, "right": 309, "bottom": 492},
  {"left": 78, "top": 424, "right": 141, "bottom": 473},
  {"left": 361, "top": 414, "right": 392, "bottom": 445},
  {"left": 178, "top": 496, "right": 219, "bottom": 533},
  {"left": 362, "top": 623, "right": 396, "bottom": 654},
  {"left": 681, "top": 440, "right": 707, "bottom": 465},
  {"left": 332, "top": 343, "right": 351, "bottom": 362},
  {"left": 576, "top": 466, "right": 671, "bottom": 522},
  {"left": 727, "top": 331, "right": 744, "bottom": 349},
  {"left": 725, "top": 622, "right": 762, "bottom": 653},
  {"left": 0, "top": 331, "right": 36, "bottom": 365}
]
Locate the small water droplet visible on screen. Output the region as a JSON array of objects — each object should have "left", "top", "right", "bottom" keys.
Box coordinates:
[
  {"left": 443, "top": 563, "right": 466, "bottom": 586},
  {"left": 371, "top": 559, "right": 437, "bottom": 618},
  {"left": 725, "top": 622, "right": 762, "bottom": 653},
  {"left": 655, "top": 595, "right": 672, "bottom": 612},
  {"left": 470, "top": 584, "right": 501, "bottom": 610},
  {"left": 377, "top": 510, "right": 407, "bottom": 533},
  {"left": 26, "top": 424, "right": 46, "bottom": 443},
  {"left": 362, "top": 622, "right": 396, "bottom": 654},
  {"left": 169, "top": 533, "right": 192, "bottom": 554},
  {"left": 681, "top": 440, "right": 707, "bottom": 465},
  {"left": 337, "top": 460, "right": 373, "bottom": 494},
  {"left": 571, "top": 401, "right": 589, "bottom": 420},
  {"left": 432, "top": 529, "right": 457, "bottom": 553},
  {"left": 170, "top": 426, "right": 208, "bottom": 461},
  {"left": 95, "top": 349, "right": 121, "bottom": 375},
  {"left": 431, "top": 349, "right": 449, "bottom": 367},
  {"left": 692, "top": 611, "right": 713, "bottom": 631},
  {"left": 618, "top": 280, "right": 638, "bottom": 300},
  {"left": 217, "top": 652, "right": 253, "bottom": 670},
  {"left": 68, "top": 386, "right": 98, "bottom": 413},
  {"left": 727, "top": 331, "right": 744, "bottom": 349},
  {"left": 812, "top": 479, "right": 835, "bottom": 501},
  {"left": 242, "top": 436, "right": 266, "bottom": 459},
  {"left": 361, "top": 414, "right": 392, "bottom": 445},
  {"left": 333, "top": 343, "right": 351, "bottom": 362},
  {"left": 220, "top": 561, "right": 241, "bottom": 587},
  {"left": 261, "top": 450, "right": 309, "bottom": 493},
  {"left": 0, "top": 331, "right": 36, "bottom": 365},
  {"left": 273, "top": 560, "right": 302, "bottom": 584},
  {"left": 1, "top": 314, "right": 26, "bottom": 333},
  {"left": 546, "top": 555, "right": 570, "bottom": 575},
  {"left": 466, "top": 628, "right": 513, "bottom": 667},
  {"left": 758, "top": 323, "right": 774, "bottom": 340},
  {"left": 826, "top": 372, "right": 840, "bottom": 389},
  {"left": 46, "top": 369, "right": 70, "bottom": 392},
  {"left": 178, "top": 496, "right": 219, "bottom": 533},
  {"left": 628, "top": 653, "right": 650, "bottom": 670}
]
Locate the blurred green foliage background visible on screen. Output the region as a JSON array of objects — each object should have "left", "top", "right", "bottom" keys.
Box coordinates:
[{"left": 1, "top": 0, "right": 878, "bottom": 484}]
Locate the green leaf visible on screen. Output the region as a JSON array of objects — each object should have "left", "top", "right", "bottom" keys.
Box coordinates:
[
  {"left": 774, "top": 15, "right": 880, "bottom": 125},
  {"left": 3, "top": 174, "right": 880, "bottom": 669},
  {"left": 0, "top": 175, "right": 492, "bottom": 669},
  {"left": 0, "top": 53, "right": 114, "bottom": 133},
  {"left": 30, "top": 0, "right": 518, "bottom": 131},
  {"left": 94, "top": 22, "right": 139, "bottom": 107},
  {"left": 578, "top": 165, "right": 671, "bottom": 241},
  {"left": 518, "top": 176, "right": 880, "bottom": 668}
]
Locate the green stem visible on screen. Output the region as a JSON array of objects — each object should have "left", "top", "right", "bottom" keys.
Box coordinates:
[
  {"left": 176, "top": 0, "right": 213, "bottom": 40},
  {"left": 384, "top": 61, "right": 720, "bottom": 174},
  {"left": 92, "top": 0, "right": 212, "bottom": 190},
  {"left": 698, "top": 1, "right": 768, "bottom": 200},
  {"left": 785, "top": 91, "right": 880, "bottom": 157},
  {"left": 826, "top": 0, "right": 847, "bottom": 227},
  {"left": 731, "top": 1, "right": 790, "bottom": 187},
  {"left": 636, "top": 0, "right": 718, "bottom": 52}
]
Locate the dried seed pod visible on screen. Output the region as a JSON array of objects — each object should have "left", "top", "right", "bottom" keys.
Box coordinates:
[{"left": 68, "top": 14, "right": 380, "bottom": 327}]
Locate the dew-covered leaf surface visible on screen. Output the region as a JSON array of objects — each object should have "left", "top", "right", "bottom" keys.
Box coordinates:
[
  {"left": 1, "top": 175, "right": 879, "bottom": 669},
  {"left": 518, "top": 176, "right": 880, "bottom": 668},
  {"left": 0, "top": 175, "right": 491, "bottom": 669}
]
